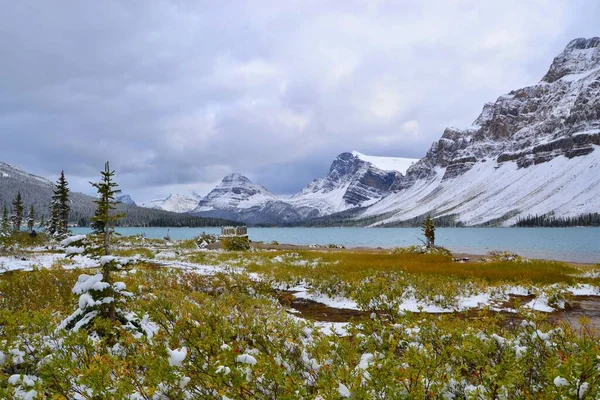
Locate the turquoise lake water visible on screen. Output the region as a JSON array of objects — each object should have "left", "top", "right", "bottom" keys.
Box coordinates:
[{"left": 69, "top": 227, "right": 600, "bottom": 264}]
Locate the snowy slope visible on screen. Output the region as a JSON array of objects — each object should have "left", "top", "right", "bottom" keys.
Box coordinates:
[
  {"left": 360, "top": 148, "right": 600, "bottom": 226},
  {"left": 0, "top": 162, "right": 54, "bottom": 187},
  {"left": 191, "top": 173, "right": 304, "bottom": 224},
  {"left": 141, "top": 193, "right": 202, "bottom": 213},
  {"left": 193, "top": 173, "right": 278, "bottom": 212},
  {"left": 179, "top": 38, "right": 600, "bottom": 226},
  {"left": 116, "top": 194, "right": 137, "bottom": 206},
  {"left": 351, "top": 151, "right": 418, "bottom": 174},
  {"left": 354, "top": 37, "right": 600, "bottom": 226}
]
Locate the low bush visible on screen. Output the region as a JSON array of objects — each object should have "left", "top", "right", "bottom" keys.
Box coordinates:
[
  {"left": 0, "top": 231, "right": 50, "bottom": 250},
  {"left": 221, "top": 236, "right": 251, "bottom": 251}
]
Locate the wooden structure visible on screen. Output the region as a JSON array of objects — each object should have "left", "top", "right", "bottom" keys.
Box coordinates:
[{"left": 220, "top": 226, "right": 248, "bottom": 237}]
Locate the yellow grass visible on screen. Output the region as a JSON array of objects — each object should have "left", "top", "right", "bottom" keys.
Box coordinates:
[{"left": 237, "top": 250, "right": 581, "bottom": 284}]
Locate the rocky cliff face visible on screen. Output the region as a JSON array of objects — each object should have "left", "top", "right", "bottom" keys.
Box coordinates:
[
  {"left": 358, "top": 37, "right": 600, "bottom": 226},
  {"left": 290, "top": 152, "right": 407, "bottom": 216},
  {"left": 402, "top": 37, "right": 600, "bottom": 185}
]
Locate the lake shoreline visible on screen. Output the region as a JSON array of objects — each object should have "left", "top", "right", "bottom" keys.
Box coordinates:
[
  {"left": 243, "top": 241, "right": 598, "bottom": 267},
  {"left": 70, "top": 226, "right": 600, "bottom": 264}
]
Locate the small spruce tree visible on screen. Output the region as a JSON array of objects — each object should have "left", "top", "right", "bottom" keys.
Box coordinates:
[
  {"left": 11, "top": 192, "right": 24, "bottom": 231},
  {"left": 47, "top": 198, "right": 60, "bottom": 236},
  {"left": 56, "top": 171, "right": 71, "bottom": 233},
  {"left": 48, "top": 171, "right": 70, "bottom": 237},
  {"left": 422, "top": 214, "right": 435, "bottom": 248},
  {"left": 27, "top": 205, "right": 36, "bottom": 232},
  {"left": 1, "top": 205, "right": 10, "bottom": 237},
  {"left": 59, "top": 162, "right": 144, "bottom": 338}
]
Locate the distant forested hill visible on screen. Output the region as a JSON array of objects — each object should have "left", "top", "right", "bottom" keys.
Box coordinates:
[{"left": 0, "top": 162, "right": 237, "bottom": 227}]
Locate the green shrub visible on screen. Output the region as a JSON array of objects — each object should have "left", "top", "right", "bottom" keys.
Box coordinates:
[
  {"left": 392, "top": 245, "right": 452, "bottom": 256},
  {"left": 221, "top": 236, "right": 251, "bottom": 251},
  {"left": 114, "top": 247, "right": 155, "bottom": 259},
  {"left": 0, "top": 230, "right": 50, "bottom": 249},
  {"left": 196, "top": 232, "right": 217, "bottom": 246}
]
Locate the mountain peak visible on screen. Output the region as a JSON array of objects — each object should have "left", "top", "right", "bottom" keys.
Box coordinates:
[
  {"left": 351, "top": 151, "right": 418, "bottom": 174},
  {"left": 140, "top": 193, "right": 200, "bottom": 213},
  {"left": 116, "top": 194, "right": 136, "bottom": 206},
  {"left": 222, "top": 173, "right": 252, "bottom": 184},
  {"left": 542, "top": 37, "right": 600, "bottom": 83}
]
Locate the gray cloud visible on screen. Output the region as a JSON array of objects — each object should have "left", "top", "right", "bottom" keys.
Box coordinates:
[{"left": 0, "top": 0, "right": 598, "bottom": 201}]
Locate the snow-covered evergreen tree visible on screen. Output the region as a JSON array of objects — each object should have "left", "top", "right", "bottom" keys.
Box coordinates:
[
  {"left": 0, "top": 205, "right": 10, "bottom": 237},
  {"left": 27, "top": 205, "right": 35, "bottom": 232},
  {"left": 48, "top": 171, "right": 70, "bottom": 237},
  {"left": 56, "top": 171, "right": 70, "bottom": 233},
  {"left": 11, "top": 192, "right": 24, "bottom": 231},
  {"left": 47, "top": 196, "right": 61, "bottom": 236},
  {"left": 59, "top": 162, "right": 146, "bottom": 338}
]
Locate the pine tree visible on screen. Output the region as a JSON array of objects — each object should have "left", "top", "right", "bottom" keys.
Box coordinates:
[
  {"left": 59, "top": 162, "right": 142, "bottom": 337},
  {"left": 11, "top": 192, "right": 24, "bottom": 231},
  {"left": 38, "top": 214, "right": 45, "bottom": 229},
  {"left": 422, "top": 214, "right": 435, "bottom": 248},
  {"left": 27, "top": 205, "right": 35, "bottom": 232},
  {"left": 56, "top": 171, "right": 70, "bottom": 233},
  {"left": 89, "top": 162, "right": 125, "bottom": 258},
  {"left": 47, "top": 196, "right": 61, "bottom": 236},
  {"left": 1, "top": 205, "right": 10, "bottom": 237}
]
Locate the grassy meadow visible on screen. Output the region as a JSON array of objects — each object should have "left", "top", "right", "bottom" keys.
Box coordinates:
[{"left": 0, "top": 233, "right": 599, "bottom": 398}]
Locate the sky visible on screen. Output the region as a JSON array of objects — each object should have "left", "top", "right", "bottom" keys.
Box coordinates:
[{"left": 0, "top": 0, "right": 598, "bottom": 202}]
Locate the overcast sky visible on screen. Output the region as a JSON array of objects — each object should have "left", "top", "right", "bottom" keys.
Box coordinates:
[{"left": 0, "top": 1, "right": 598, "bottom": 202}]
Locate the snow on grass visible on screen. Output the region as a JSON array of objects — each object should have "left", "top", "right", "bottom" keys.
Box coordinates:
[
  {"left": 236, "top": 354, "right": 257, "bottom": 365},
  {"left": 167, "top": 347, "right": 188, "bottom": 367},
  {"left": 0, "top": 253, "right": 96, "bottom": 273},
  {"left": 337, "top": 383, "right": 351, "bottom": 398},
  {"left": 524, "top": 297, "right": 556, "bottom": 313},
  {"left": 293, "top": 289, "right": 359, "bottom": 310},
  {"left": 60, "top": 235, "right": 87, "bottom": 246}
]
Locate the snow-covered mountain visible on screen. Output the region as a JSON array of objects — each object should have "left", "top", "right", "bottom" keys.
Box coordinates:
[
  {"left": 288, "top": 152, "right": 418, "bottom": 217},
  {"left": 354, "top": 37, "right": 600, "bottom": 226},
  {"left": 0, "top": 162, "right": 54, "bottom": 187},
  {"left": 0, "top": 162, "right": 235, "bottom": 226},
  {"left": 0, "top": 162, "right": 99, "bottom": 221},
  {"left": 192, "top": 173, "right": 305, "bottom": 224},
  {"left": 116, "top": 194, "right": 137, "bottom": 206},
  {"left": 141, "top": 193, "right": 202, "bottom": 213},
  {"left": 190, "top": 154, "right": 419, "bottom": 224},
  {"left": 181, "top": 37, "right": 600, "bottom": 226}
]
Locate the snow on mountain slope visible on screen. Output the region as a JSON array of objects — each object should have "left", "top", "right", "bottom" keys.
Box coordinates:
[
  {"left": 0, "top": 162, "right": 54, "bottom": 187},
  {"left": 141, "top": 193, "right": 201, "bottom": 213},
  {"left": 351, "top": 151, "right": 418, "bottom": 174},
  {"left": 116, "top": 194, "right": 137, "bottom": 206},
  {"left": 360, "top": 148, "right": 600, "bottom": 226},
  {"left": 193, "top": 173, "right": 278, "bottom": 212},
  {"left": 179, "top": 38, "right": 600, "bottom": 226},
  {"left": 355, "top": 37, "right": 600, "bottom": 226},
  {"left": 191, "top": 173, "right": 305, "bottom": 224},
  {"left": 289, "top": 152, "right": 406, "bottom": 216}
]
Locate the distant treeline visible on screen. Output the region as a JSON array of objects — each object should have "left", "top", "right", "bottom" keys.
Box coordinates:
[
  {"left": 515, "top": 213, "right": 600, "bottom": 227},
  {"left": 289, "top": 210, "right": 463, "bottom": 228},
  {"left": 76, "top": 207, "right": 240, "bottom": 228}
]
